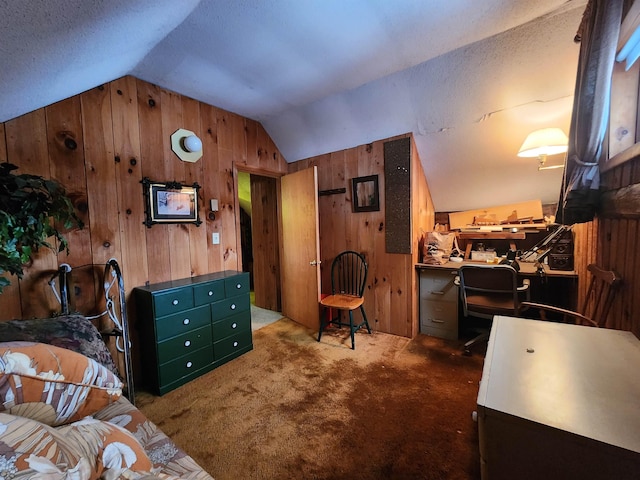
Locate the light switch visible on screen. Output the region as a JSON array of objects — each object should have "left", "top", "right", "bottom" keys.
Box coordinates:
[
  {"left": 210, "top": 199, "right": 219, "bottom": 211},
  {"left": 212, "top": 232, "right": 220, "bottom": 245}
]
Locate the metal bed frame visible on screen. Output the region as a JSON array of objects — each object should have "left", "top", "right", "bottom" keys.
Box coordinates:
[{"left": 52, "top": 258, "right": 135, "bottom": 405}]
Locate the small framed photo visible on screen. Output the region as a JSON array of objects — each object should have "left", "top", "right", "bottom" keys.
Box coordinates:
[
  {"left": 352, "top": 175, "right": 380, "bottom": 212},
  {"left": 142, "top": 178, "right": 202, "bottom": 227}
]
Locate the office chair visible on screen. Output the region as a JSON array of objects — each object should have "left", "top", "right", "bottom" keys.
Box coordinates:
[
  {"left": 317, "top": 251, "right": 371, "bottom": 349},
  {"left": 521, "top": 264, "right": 621, "bottom": 328},
  {"left": 455, "top": 264, "right": 530, "bottom": 355}
]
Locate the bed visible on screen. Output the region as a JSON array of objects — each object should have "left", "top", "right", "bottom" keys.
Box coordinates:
[{"left": 0, "top": 259, "right": 213, "bottom": 480}]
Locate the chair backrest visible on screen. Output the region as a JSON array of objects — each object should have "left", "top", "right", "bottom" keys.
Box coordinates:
[
  {"left": 330, "top": 251, "right": 368, "bottom": 298},
  {"left": 458, "top": 264, "right": 526, "bottom": 319},
  {"left": 580, "top": 264, "right": 622, "bottom": 327}
]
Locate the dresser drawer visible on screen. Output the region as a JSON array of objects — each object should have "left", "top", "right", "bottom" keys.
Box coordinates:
[
  {"left": 212, "top": 311, "right": 250, "bottom": 341},
  {"left": 211, "top": 295, "right": 250, "bottom": 321},
  {"left": 225, "top": 274, "right": 249, "bottom": 297},
  {"left": 157, "top": 325, "right": 212, "bottom": 364},
  {"left": 153, "top": 288, "right": 194, "bottom": 316},
  {"left": 158, "top": 346, "right": 214, "bottom": 386},
  {"left": 213, "top": 329, "right": 253, "bottom": 360},
  {"left": 193, "top": 281, "right": 225, "bottom": 306},
  {"left": 155, "top": 304, "right": 210, "bottom": 341},
  {"left": 419, "top": 271, "right": 458, "bottom": 303}
]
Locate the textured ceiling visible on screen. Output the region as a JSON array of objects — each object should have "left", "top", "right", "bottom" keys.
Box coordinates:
[{"left": 0, "top": 0, "right": 587, "bottom": 212}]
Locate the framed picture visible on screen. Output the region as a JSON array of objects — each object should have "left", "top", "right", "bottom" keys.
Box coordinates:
[
  {"left": 352, "top": 175, "right": 380, "bottom": 212},
  {"left": 142, "top": 178, "right": 202, "bottom": 227}
]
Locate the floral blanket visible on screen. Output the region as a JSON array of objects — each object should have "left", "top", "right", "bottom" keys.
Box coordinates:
[{"left": 95, "top": 397, "right": 213, "bottom": 480}]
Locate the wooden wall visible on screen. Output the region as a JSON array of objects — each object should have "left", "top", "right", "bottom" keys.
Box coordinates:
[
  {"left": 0, "top": 76, "right": 288, "bottom": 322},
  {"left": 569, "top": 155, "right": 640, "bottom": 338},
  {"left": 596, "top": 155, "right": 640, "bottom": 337},
  {"left": 289, "top": 134, "right": 435, "bottom": 338}
]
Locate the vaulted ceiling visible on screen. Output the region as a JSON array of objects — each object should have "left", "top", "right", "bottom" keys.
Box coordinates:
[{"left": 0, "top": 0, "right": 587, "bottom": 212}]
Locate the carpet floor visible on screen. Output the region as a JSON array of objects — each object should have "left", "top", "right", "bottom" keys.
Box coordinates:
[{"left": 137, "top": 318, "right": 485, "bottom": 480}]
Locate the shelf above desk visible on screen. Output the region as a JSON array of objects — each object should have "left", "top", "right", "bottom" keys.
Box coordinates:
[
  {"left": 457, "top": 231, "right": 526, "bottom": 240},
  {"left": 415, "top": 261, "right": 577, "bottom": 278}
]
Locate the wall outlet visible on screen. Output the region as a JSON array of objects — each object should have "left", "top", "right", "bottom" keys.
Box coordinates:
[{"left": 212, "top": 232, "right": 220, "bottom": 245}]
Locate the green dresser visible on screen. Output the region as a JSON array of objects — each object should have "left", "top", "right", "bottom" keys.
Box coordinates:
[{"left": 134, "top": 271, "right": 252, "bottom": 395}]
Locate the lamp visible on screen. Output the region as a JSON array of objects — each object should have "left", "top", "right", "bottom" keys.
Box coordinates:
[
  {"left": 517, "top": 127, "right": 568, "bottom": 170},
  {"left": 171, "top": 128, "right": 203, "bottom": 162}
]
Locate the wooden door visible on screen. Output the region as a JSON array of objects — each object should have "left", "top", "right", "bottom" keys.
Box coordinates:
[{"left": 280, "top": 166, "right": 321, "bottom": 330}]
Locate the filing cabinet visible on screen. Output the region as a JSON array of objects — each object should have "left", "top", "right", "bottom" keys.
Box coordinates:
[
  {"left": 419, "top": 268, "right": 459, "bottom": 340},
  {"left": 134, "top": 270, "right": 252, "bottom": 395}
]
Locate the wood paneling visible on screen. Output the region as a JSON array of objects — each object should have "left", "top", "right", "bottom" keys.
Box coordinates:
[
  {"left": 4, "top": 110, "right": 59, "bottom": 319},
  {"left": 0, "top": 76, "right": 287, "bottom": 323},
  {"left": 595, "top": 154, "right": 640, "bottom": 337},
  {"left": 289, "top": 133, "right": 435, "bottom": 338}
]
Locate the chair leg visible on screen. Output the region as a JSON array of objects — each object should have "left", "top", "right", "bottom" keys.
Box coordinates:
[
  {"left": 349, "top": 310, "right": 356, "bottom": 350},
  {"left": 463, "top": 331, "right": 489, "bottom": 356},
  {"left": 317, "top": 306, "right": 326, "bottom": 342},
  {"left": 360, "top": 306, "right": 371, "bottom": 334}
]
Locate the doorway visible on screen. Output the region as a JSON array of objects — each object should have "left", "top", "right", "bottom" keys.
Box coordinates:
[{"left": 237, "top": 170, "right": 282, "bottom": 329}]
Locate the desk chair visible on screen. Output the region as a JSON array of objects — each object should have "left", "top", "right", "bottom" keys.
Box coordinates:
[
  {"left": 522, "top": 264, "right": 621, "bottom": 328},
  {"left": 455, "top": 264, "right": 530, "bottom": 355},
  {"left": 317, "top": 251, "right": 371, "bottom": 349}
]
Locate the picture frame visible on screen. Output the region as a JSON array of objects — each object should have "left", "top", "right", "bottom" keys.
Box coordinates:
[
  {"left": 351, "top": 175, "right": 380, "bottom": 212},
  {"left": 142, "top": 178, "right": 202, "bottom": 227}
]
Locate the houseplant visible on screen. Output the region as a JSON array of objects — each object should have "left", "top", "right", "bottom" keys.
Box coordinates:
[{"left": 0, "top": 162, "right": 82, "bottom": 293}]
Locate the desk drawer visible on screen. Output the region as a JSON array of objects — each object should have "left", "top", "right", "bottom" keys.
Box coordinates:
[
  {"left": 420, "top": 300, "right": 458, "bottom": 340},
  {"left": 419, "top": 272, "right": 458, "bottom": 303}
]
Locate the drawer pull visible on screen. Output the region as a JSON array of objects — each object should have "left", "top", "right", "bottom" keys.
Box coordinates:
[
  {"left": 208, "top": 290, "right": 214, "bottom": 296},
  {"left": 233, "top": 341, "right": 239, "bottom": 347},
  {"left": 431, "top": 291, "right": 445, "bottom": 295},
  {"left": 230, "top": 304, "right": 236, "bottom": 310},
  {"left": 184, "top": 340, "right": 191, "bottom": 347},
  {"left": 231, "top": 322, "right": 237, "bottom": 329},
  {"left": 183, "top": 318, "right": 190, "bottom": 325},
  {"left": 186, "top": 361, "right": 193, "bottom": 368},
  {"left": 430, "top": 318, "right": 445, "bottom": 324},
  {"left": 236, "top": 283, "right": 241, "bottom": 289},
  {"left": 172, "top": 299, "right": 179, "bottom": 305}
]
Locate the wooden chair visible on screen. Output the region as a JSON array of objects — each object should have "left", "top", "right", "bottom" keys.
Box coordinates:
[
  {"left": 317, "top": 251, "right": 371, "bottom": 349},
  {"left": 455, "top": 264, "right": 530, "bottom": 355},
  {"left": 521, "top": 264, "right": 621, "bottom": 327}
]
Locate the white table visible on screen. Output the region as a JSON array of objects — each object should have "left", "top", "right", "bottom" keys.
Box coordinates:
[{"left": 476, "top": 316, "right": 640, "bottom": 480}]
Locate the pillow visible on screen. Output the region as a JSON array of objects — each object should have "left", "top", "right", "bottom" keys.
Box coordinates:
[
  {"left": 0, "top": 412, "right": 91, "bottom": 478},
  {"left": 0, "top": 341, "right": 122, "bottom": 426},
  {"left": 0, "top": 314, "right": 120, "bottom": 376},
  {"left": 0, "top": 413, "right": 155, "bottom": 480},
  {"left": 58, "top": 416, "right": 153, "bottom": 479}
]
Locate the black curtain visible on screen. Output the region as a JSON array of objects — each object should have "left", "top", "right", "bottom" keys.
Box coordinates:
[{"left": 556, "top": 0, "right": 624, "bottom": 225}]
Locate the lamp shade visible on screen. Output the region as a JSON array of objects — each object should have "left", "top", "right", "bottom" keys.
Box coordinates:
[{"left": 517, "top": 128, "right": 568, "bottom": 158}]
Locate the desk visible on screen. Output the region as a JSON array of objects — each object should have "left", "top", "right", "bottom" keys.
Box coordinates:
[
  {"left": 477, "top": 316, "right": 640, "bottom": 479},
  {"left": 415, "top": 261, "right": 577, "bottom": 339}
]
